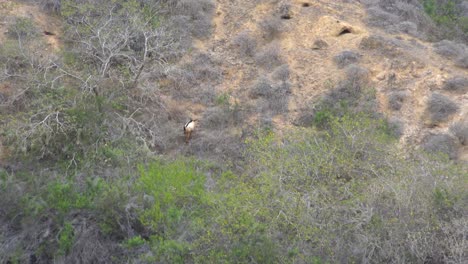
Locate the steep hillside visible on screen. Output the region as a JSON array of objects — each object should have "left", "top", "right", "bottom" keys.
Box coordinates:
[
  {"left": 0, "top": 0, "right": 467, "bottom": 263},
  {"left": 173, "top": 0, "right": 467, "bottom": 161}
]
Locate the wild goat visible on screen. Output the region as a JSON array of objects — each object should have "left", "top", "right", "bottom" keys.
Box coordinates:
[{"left": 183, "top": 119, "right": 197, "bottom": 143}]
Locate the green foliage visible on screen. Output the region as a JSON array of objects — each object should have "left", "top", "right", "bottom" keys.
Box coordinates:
[
  {"left": 313, "top": 109, "right": 332, "bottom": 128},
  {"left": 422, "top": 0, "right": 467, "bottom": 34},
  {"left": 123, "top": 235, "right": 146, "bottom": 248},
  {"left": 137, "top": 160, "right": 207, "bottom": 232},
  {"left": 57, "top": 222, "right": 74, "bottom": 256},
  {"left": 147, "top": 237, "right": 190, "bottom": 264},
  {"left": 215, "top": 92, "right": 230, "bottom": 106}
]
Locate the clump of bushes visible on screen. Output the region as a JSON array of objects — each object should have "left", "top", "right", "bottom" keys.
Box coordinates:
[{"left": 426, "top": 93, "right": 459, "bottom": 124}]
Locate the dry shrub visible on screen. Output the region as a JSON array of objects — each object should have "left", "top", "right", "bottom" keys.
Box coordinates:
[
  {"left": 397, "top": 21, "right": 418, "bottom": 36},
  {"left": 249, "top": 77, "right": 273, "bottom": 99},
  {"left": 202, "top": 106, "right": 233, "bottom": 130},
  {"left": 426, "top": 93, "right": 459, "bottom": 124},
  {"left": 168, "top": 52, "right": 222, "bottom": 97},
  {"left": 450, "top": 121, "right": 468, "bottom": 145},
  {"left": 455, "top": 54, "right": 468, "bottom": 68},
  {"left": 272, "top": 64, "right": 290, "bottom": 82},
  {"left": 388, "top": 91, "right": 408, "bottom": 111},
  {"left": 262, "top": 81, "right": 291, "bottom": 115},
  {"left": 334, "top": 50, "right": 360, "bottom": 68},
  {"left": 387, "top": 117, "right": 405, "bottom": 138},
  {"left": 173, "top": 0, "right": 216, "bottom": 38},
  {"left": 443, "top": 76, "right": 468, "bottom": 93},
  {"left": 258, "top": 16, "right": 283, "bottom": 40},
  {"left": 255, "top": 42, "right": 284, "bottom": 70},
  {"left": 433, "top": 40, "right": 466, "bottom": 59},
  {"left": 422, "top": 133, "right": 458, "bottom": 159},
  {"left": 326, "top": 65, "right": 371, "bottom": 107},
  {"left": 366, "top": 6, "right": 400, "bottom": 28},
  {"left": 345, "top": 64, "right": 369, "bottom": 87},
  {"left": 233, "top": 30, "right": 257, "bottom": 57},
  {"left": 363, "top": 1, "right": 437, "bottom": 40}
]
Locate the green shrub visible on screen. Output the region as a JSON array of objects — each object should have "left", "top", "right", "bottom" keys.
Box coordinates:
[
  {"left": 57, "top": 222, "right": 74, "bottom": 256},
  {"left": 137, "top": 160, "right": 207, "bottom": 233},
  {"left": 123, "top": 235, "right": 146, "bottom": 248}
]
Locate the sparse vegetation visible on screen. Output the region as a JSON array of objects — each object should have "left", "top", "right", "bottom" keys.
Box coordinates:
[{"left": 426, "top": 93, "right": 459, "bottom": 124}]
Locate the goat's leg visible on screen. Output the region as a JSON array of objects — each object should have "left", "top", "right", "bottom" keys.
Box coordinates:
[{"left": 185, "top": 131, "right": 192, "bottom": 143}]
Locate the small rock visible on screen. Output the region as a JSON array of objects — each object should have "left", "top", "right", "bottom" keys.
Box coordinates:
[
  {"left": 312, "top": 39, "right": 328, "bottom": 50},
  {"left": 376, "top": 72, "right": 386, "bottom": 80}
]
